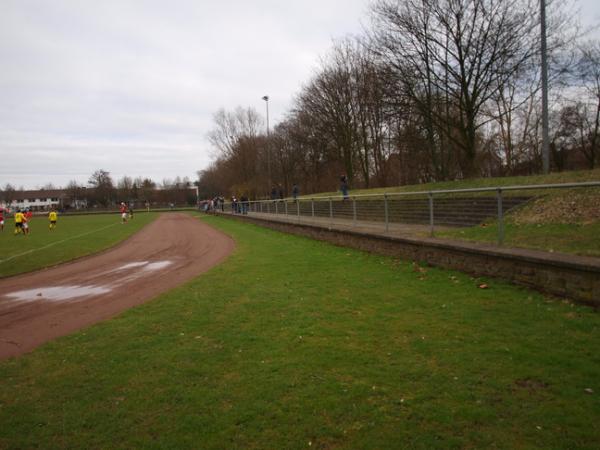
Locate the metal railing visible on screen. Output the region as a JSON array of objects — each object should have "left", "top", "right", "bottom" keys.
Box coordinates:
[{"left": 216, "top": 181, "right": 600, "bottom": 245}]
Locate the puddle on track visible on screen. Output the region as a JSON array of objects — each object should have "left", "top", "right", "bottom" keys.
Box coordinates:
[
  {"left": 113, "top": 261, "right": 149, "bottom": 271},
  {"left": 5, "top": 285, "right": 112, "bottom": 303},
  {"left": 109, "top": 260, "right": 173, "bottom": 273},
  {"left": 3, "top": 260, "right": 174, "bottom": 304},
  {"left": 143, "top": 261, "right": 173, "bottom": 271}
]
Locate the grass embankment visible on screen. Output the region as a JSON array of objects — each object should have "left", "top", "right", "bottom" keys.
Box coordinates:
[
  {"left": 438, "top": 220, "right": 600, "bottom": 257},
  {"left": 436, "top": 186, "right": 600, "bottom": 257},
  {"left": 311, "top": 168, "right": 600, "bottom": 257},
  {"left": 0, "top": 212, "right": 157, "bottom": 277},
  {"left": 1, "top": 214, "right": 598, "bottom": 449},
  {"left": 324, "top": 168, "right": 600, "bottom": 197}
]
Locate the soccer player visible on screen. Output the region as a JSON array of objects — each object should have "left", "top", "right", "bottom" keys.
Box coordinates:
[
  {"left": 120, "top": 202, "right": 128, "bottom": 224},
  {"left": 49, "top": 209, "right": 58, "bottom": 230},
  {"left": 23, "top": 209, "right": 32, "bottom": 235},
  {"left": 14, "top": 210, "right": 24, "bottom": 235},
  {"left": 0, "top": 209, "right": 4, "bottom": 231}
]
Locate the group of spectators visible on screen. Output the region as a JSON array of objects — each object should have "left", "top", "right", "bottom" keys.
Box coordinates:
[
  {"left": 201, "top": 196, "right": 225, "bottom": 213},
  {"left": 231, "top": 195, "right": 249, "bottom": 214},
  {"left": 201, "top": 174, "right": 350, "bottom": 215}
]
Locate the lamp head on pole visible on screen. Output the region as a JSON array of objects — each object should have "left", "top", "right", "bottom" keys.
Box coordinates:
[{"left": 262, "top": 95, "right": 269, "bottom": 102}]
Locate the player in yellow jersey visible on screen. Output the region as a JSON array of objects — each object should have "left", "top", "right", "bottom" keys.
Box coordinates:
[
  {"left": 14, "top": 210, "right": 25, "bottom": 235},
  {"left": 48, "top": 209, "right": 58, "bottom": 230}
]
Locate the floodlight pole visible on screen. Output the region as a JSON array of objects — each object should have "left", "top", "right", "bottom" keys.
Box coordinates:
[
  {"left": 541, "top": 0, "right": 550, "bottom": 174},
  {"left": 262, "top": 95, "right": 272, "bottom": 191}
]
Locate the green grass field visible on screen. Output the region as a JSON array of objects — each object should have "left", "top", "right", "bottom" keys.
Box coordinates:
[
  {"left": 0, "top": 214, "right": 598, "bottom": 449},
  {"left": 0, "top": 212, "right": 157, "bottom": 277}
]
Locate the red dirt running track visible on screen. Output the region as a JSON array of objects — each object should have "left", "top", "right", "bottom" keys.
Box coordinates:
[{"left": 0, "top": 213, "right": 235, "bottom": 360}]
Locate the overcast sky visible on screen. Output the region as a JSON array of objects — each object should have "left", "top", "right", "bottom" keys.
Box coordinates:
[{"left": 1, "top": 0, "right": 599, "bottom": 190}]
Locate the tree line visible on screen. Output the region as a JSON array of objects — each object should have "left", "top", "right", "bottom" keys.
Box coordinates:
[
  {"left": 1, "top": 170, "right": 197, "bottom": 208},
  {"left": 199, "top": 0, "right": 600, "bottom": 199}
]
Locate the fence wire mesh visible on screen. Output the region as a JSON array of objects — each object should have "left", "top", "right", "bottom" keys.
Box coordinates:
[{"left": 215, "top": 182, "right": 600, "bottom": 246}]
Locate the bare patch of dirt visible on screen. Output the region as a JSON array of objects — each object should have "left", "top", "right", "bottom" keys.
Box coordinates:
[
  {"left": 514, "top": 378, "right": 550, "bottom": 392},
  {"left": 511, "top": 189, "right": 600, "bottom": 224}
]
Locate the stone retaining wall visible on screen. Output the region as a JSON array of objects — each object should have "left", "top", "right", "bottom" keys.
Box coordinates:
[{"left": 222, "top": 214, "right": 600, "bottom": 307}]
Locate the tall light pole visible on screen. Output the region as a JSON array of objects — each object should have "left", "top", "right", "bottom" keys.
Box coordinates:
[
  {"left": 540, "top": 0, "right": 550, "bottom": 174},
  {"left": 262, "top": 95, "right": 272, "bottom": 190}
]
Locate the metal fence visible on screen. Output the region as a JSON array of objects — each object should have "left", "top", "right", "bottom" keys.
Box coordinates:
[{"left": 217, "top": 181, "right": 600, "bottom": 245}]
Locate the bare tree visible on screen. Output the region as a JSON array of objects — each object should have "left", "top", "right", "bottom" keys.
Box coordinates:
[
  {"left": 207, "top": 107, "right": 263, "bottom": 158},
  {"left": 65, "top": 180, "right": 86, "bottom": 208},
  {"left": 1, "top": 183, "right": 16, "bottom": 207},
  {"left": 117, "top": 176, "right": 134, "bottom": 202},
  {"left": 88, "top": 169, "right": 115, "bottom": 206},
  {"left": 207, "top": 106, "right": 266, "bottom": 194},
  {"left": 576, "top": 40, "right": 600, "bottom": 168},
  {"left": 297, "top": 49, "right": 358, "bottom": 185},
  {"left": 370, "top": 0, "right": 541, "bottom": 177}
]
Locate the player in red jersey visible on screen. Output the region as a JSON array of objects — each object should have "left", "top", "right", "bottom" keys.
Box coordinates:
[
  {"left": 120, "top": 202, "right": 128, "bottom": 224},
  {"left": 25, "top": 210, "right": 33, "bottom": 234}
]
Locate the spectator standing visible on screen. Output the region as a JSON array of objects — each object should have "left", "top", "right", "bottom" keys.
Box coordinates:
[
  {"left": 240, "top": 195, "right": 249, "bottom": 214},
  {"left": 292, "top": 184, "right": 299, "bottom": 200},
  {"left": 340, "top": 175, "right": 349, "bottom": 199}
]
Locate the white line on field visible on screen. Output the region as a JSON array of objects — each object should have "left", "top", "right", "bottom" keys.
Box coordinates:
[{"left": 0, "top": 223, "right": 119, "bottom": 264}]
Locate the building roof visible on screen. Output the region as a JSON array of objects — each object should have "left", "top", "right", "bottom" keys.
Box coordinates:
[{"left": 3, "top": 189, "right": 68, "bottom": 201}]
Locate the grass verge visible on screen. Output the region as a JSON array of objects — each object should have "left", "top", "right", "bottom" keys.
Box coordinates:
[
  {"left": 0, "top": 214, "right": 598, "bottom": 449},
  {"left": 438, "top": 221, "right": 600, "bottom": 257},
  {"left": 312, "top": 168, "right": 600, "bottom": 197},
  {"left": 0, "top": 212, "right": 157, "bottom": 277}
]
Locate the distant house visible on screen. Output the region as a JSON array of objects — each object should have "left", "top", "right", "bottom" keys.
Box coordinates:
[{"left": 0, "top": 189, "right": 87, "bottom": 211}]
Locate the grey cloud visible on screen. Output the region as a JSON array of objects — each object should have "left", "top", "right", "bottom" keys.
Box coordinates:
[{"left": 2, "top": 0, "right": 597, "bottom": 188}]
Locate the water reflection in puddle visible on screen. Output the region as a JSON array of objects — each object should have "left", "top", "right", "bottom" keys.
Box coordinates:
[
  {"left": 114, "top": 261, "right": 149, "bottom": 271},
  {"left": 4, "top": 260, "right": 174, "bottom": 303},
  {"left": 143, "top": 261, "right": 173, "bottom": 271},
  {"left": 6, "top": 285, "right": 112, "bottom": 303}
]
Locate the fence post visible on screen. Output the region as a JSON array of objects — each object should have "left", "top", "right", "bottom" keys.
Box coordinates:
[
  {"left": 284, "top": 200, "right": 288, "bottom": 218},
  {"left": 311, "top": 198, "right": 315, "bottom": 220},
  {"left": 428, "top": 192, "right": 434, "bottom": 237},
  {"left": 352, "top": 196, "right": 357, "bottom": 227},
  {"left": 384, "top": 193, "right": 389, "bottom": 233},
  {"left": 275, "top": 200, "right": 279, "bottom": 215},
  {"left": 296, "top": 199, "right": 300, "bottom": 222},
  {"left": 497, "top": 188, "right": 504, "bottom": 246},
  {"left": 329, "top": 197, "right": 333, "bottom": 228}
]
